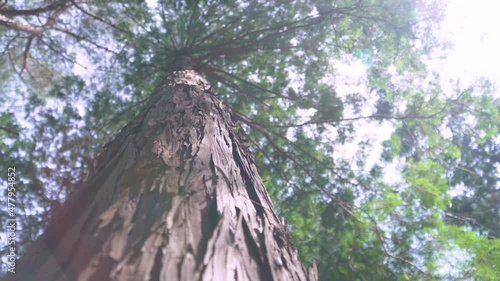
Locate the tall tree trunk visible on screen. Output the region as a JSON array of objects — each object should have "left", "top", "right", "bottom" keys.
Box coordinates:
[{"left": 6, "top": 69, "right": 317, "bottom": 281}]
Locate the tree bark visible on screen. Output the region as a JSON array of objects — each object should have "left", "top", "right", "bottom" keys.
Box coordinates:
[{"left": 6, "top": 69, "right": 317, "bottom": 281}]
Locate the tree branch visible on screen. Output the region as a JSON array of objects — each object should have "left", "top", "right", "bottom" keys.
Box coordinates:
[
  {"left": 0, "top": 125, "right": 20, "bottom": 136},
  {"left": 0, "top": 0, "right": 8, "bottom": 10},
  {"left": 0, "top": 6, "right": 64, "bottom": 34},
  {"left": 0, "top": 31, "right": 19, "bottom": 57},
  {"left": 373, "top": 224, "right": 429, "bottom": 275},
  {"left": 53, "top": 27, "right": 121, "bottom": 56},
  {"left": 20, "top": 35, "right": 34, "bottom": 74},
  {"left": 0, "top": 0, "right": 70, "bottom": 16},
  {"left": 69, "top": 0, "right": 132, "bottom": 36}
]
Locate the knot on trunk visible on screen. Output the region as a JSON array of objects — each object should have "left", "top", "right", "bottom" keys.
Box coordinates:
[{"left": 172, "top": 55, "right": 194, "bottom": 70}]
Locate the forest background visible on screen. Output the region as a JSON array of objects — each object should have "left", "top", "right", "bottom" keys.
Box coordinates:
[{"left": 1, "top": 0, "right": 499, "bottom": 280}]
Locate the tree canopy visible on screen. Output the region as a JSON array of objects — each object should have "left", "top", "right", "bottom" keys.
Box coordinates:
[{"left": 1, "top": 0, "right": 499, "bottom": 280}]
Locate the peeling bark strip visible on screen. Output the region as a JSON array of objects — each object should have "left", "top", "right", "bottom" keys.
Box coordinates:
[{"left": 7, "top": 70, "right": 317, "bottom": 281}]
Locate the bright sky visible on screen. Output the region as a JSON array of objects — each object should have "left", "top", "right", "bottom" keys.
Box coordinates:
[
  {"left": 332, "top": 0, "right": 500, "bottom": 185},
  {"left": 434, "top": 0, "right": 500, "bottom": 92}
]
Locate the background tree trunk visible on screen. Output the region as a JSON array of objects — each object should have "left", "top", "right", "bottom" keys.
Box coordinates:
[{"left": 5, "top": 70, "right": 317, "bottom": 281}]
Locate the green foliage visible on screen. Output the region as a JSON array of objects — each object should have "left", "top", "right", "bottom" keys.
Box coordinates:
[
  {"left": 405, "top": 161, "right": 449, "bottom": 209},
  {"left": 1, "top": 0, "right": 498, "bottom": 280}
]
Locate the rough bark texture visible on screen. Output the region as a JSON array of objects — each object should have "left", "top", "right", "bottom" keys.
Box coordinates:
[{"left": 5, "top": 70, "right": 317, "bottom": 281}]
